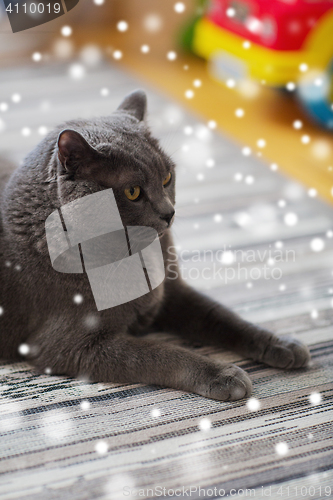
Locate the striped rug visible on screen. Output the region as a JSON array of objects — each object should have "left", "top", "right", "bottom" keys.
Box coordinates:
[{"left": 0, "top": 61, "right": 333, "bottom": 500}]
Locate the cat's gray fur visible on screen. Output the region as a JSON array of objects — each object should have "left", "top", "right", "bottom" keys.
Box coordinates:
[{"left": 0, "top": 91, "right": 310, "bottom": 401}]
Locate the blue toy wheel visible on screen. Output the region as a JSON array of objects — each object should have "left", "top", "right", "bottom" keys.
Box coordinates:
[{"left": 297, "top": 60, "right": 333, "bottom": 130}]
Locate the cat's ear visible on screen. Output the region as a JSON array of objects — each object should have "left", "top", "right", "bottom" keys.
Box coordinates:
[
  {"left": 116, "top": 90, "right": 147, "bottom": 121},
  {"left": 57, "top": 129, "right": 100, "bottom": 173}
]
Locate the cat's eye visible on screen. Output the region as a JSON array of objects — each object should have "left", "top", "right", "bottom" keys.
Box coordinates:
[
  {"left": 163, "top": 172, "right": 172, "bottom": 187},
  {"left": 124, "top": 186, "right": 141, "bottom": 201}
]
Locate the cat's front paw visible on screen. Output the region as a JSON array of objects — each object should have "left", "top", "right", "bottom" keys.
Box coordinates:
[
  {"left": 206, "top": 364, "right": 252, "bottom": 401},
  {"left": 261, "top": 336, "right": 310, "bottom": 369}
]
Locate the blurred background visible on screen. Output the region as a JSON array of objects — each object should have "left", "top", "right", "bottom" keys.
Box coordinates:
[
  {"left": 1, "top": 4, "right": 333, "bottom": 498},
  {"left": 0, "top": 0, "right": 333, "bottom": 202}
]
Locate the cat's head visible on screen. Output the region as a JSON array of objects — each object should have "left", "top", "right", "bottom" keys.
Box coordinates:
[{"left": 55, "top": 90, "right": 175, "bottom": 236}]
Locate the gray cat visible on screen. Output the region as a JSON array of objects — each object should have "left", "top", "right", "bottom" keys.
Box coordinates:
[{"left": 0, "top": 90, "right": 310, "bottom": 401}]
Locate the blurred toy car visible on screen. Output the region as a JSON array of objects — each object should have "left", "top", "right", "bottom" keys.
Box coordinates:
[{"left": 188, "top": 0, "right": 333, "bottom": 128}]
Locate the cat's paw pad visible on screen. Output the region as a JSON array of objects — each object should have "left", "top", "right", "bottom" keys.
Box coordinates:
[
  {"left": 262, "top": 336, "right": 310, "bottom": 369},
  {"left": 208, "top": 364, "right": 252, "bottom": 401}
]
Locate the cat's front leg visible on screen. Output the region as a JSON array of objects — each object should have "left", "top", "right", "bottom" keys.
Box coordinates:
[
  {"left": 25, "top": 325, "right": 251, "bottom": 401},
  {"left": 153, "top": 281, "right": 310, "bottom": 369}
]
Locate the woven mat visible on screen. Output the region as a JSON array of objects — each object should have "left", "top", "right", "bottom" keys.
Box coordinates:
[{"left": 0, "top": 61, "right": 333, "bottom": 500}]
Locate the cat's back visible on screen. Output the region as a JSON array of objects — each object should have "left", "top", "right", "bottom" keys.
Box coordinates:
[{"left": 0, "top": 157, "right": 16, "bottom": 230}]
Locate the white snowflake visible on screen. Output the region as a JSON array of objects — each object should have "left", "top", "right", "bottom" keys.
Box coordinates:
[
  {"left": 69, "top": 63, "right": 86, "bottom": 79},
  {"left": 257, "top": 138, "right": 266, "bottom": 148},
  {"left": 242, "top": 146, "right": 252, "bottom": 156},
  {"left": 61, "top": 26, "right": 72, "bottom": 37},
  {"left": 310, "top": 238, "right": 325, "bottom": 252},
  {"left": 299, "top": 63, "right": 308, "bottom": 72},
  {"left": 0, "top": 102, "right": 8, "bottom": 112},
  {"left": 226, "top": 78, "right": 236, "bottom": 88},
  {"left": 32, "top": 52, "right": 42, "bottom": 62},
  {"left": 206, "top": 159, "right": 215, "bottom": 168},
  {"left": 100, "top": 88, "right": 109, "bottom": 97},
  {"left": 73, "top": 294, "right": 83, "bottom": 305},
  {"left": 275, "top": 442, "right": 289, "bottom": 456},
  {"left": 195, "top": 125, "right": 211, "bottom": 141},
  {"left": 174, "top": 2, "right": 186, "bottom": 13},
  {"left": 38, "top": 126, "right": 48, "bottom": 135},
  {"left": 235, "top": 108, "right": 244, "bottom": 118},
  {"left": 183, "top": 126, "right": 193, "bottom": 136},
  {"left": 207, "top": 120, "right": 216, "bottom": 130},
  {"left": 140, "top": 44, "right": 150, "bottom": 54},
  {"left": 226, "top": 7, "right": 235, "bottom": 17},
  {"left": 80, "top": 400, "right": 90, "bottom": 410},
  {"left": 21, "top": 127, "right": 31, "bottom": 137},
  {"left": 301, "top": 134, "right": 310, "bottom": 144},
  {"left": 12, "top": 93, "right": 21, "bottom": 103},
  {"left": 286, "top": 82, "right": 296, "bottom": 91},
  {"left": 245, "top": 175, "right": 254, "bottom": 185},
  {"left": 293, "top": 120, "right": 303, "bottom": 129},
  {"left": 113, "top": 50, "right": 123, "bottom": 60},
  {"left": 310, "top": 309, "right": 318, "bottom": 319},
  {"left": 95, "top": 441, "right": 108, "bottom": 454},
  {"left": 184, "top": 89, "right": 194, "bottom": 99},
  {"left": 247, "top": 398, "right": 260, "bottom": 411},
  {"left": 284, "top": 212, "right": 298, "bottom": 227},
  {"left": 221, "top": 251, "right": 234, "bottom": 264},
  {"left": 151, "top": 408, "right": 161, "bottom": 418},
  {"left": 18, "top": 344, "right": 30, "bottom": 355},
  {"left": 199, "top": 418, "right": 211, "bottom": 431},
  {"left": 117, "top": 20, "right": 128, "bottom": 32},
  {"left": 167, "top": 51, "right": 177, "bottom": 61},
  {"left": 309, "top": 392, "right": 321, "bottom": 405},
  {"left": 235, "top": 212, "right": 252, "bottom": 227}
]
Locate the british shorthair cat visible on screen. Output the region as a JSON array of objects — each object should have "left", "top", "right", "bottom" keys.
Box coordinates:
[{"left": 0, "top": 90, "right": 310, "bottom": 401}]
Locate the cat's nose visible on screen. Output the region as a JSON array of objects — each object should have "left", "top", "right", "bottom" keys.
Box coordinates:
[{"left": 160, "top": 210, "right": 175, "bottom": 226}]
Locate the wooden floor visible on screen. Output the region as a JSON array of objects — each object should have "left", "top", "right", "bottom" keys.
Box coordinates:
[{"left": 72, "top": 27, "right": 333, "bottom": 205}]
